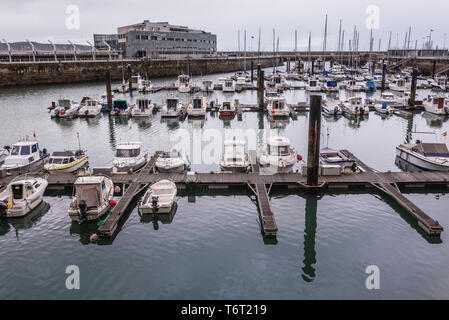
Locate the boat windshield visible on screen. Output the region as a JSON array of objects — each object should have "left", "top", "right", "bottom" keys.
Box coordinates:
[
  {"left": 167, "top": 99, "right": 178, "bottom": 108},
  {"left": 268, "top": 145, "right": 290, "bottom": 156},
  {"left": 116, "top": 148, "right": 140, "bottom": 157},
  {"left": 10, "top": 146, "right": 20, "bottom": 155},
  {"left": 161, "top": 151, "right": 180, "bottom": 158},
  {"left": 226, "top": 157, "right": 243, "bottom": 162},
  {"left": 20, "top": 146, "right": 31, "bottom": 155},
  {"left": 193, "top": 99, "right": 202, "bottom": 109}
]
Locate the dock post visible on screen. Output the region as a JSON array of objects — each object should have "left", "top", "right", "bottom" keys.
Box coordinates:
[
  {"left": 127, "top": 64, "right": 133, "bottom": 96},
  {"left": 307, "top": 95, "right": 322, "bottom": 186},
  {"left": 311, "top": 59, "right": 315, "bottom": 75},
  {"left": 106, "top": 69, "right": 112, "bottom": 110},
  {"left": 409, "top": 67, "right": 418, "bottom": 107},
  {"left": 432, "top": 60, "right": 436, "bottom": 78},
  {"left": 381, "top": 61, "right": 386, "bottom": 91},
  {"left": 258, "top": 68, "right": 265, "bottom": 109},
  {"left": 251, "top": 61, "right": 254, "bottom": 83}
]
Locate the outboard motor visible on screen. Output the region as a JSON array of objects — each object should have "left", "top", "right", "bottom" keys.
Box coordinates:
[
  {"left": 0, "top": 201, "right": 8, "bottom": 218},
  {"left": 54, "top": 109, "right": 60, "bottom": 118},
  {"left": 334, "top": 106, "right": 339, "bottom": 114},
  {"left": 151, "top": 196, "right": 159, "bottom": 213},
  {"left": 78, "top": 200, "right": 88, "bottom": 220}
]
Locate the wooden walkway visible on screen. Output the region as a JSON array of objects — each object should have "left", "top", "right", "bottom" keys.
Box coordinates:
[{"left": 96, "top": 152, "right": 160, "bottom": 238}]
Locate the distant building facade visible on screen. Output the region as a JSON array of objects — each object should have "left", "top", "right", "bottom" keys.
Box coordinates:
[
  {"left": 93, "top": 34, "right": 119, "bottom": 51},
  {"left": 388, "top": 49, "right": 448, "bottom": 57},
  {"left": 117, "top": 20, "right": 217, "bottom": 58}
]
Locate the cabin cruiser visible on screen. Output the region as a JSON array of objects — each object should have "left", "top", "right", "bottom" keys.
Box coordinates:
[
  {"left": 1, "top": 138, "right": 48, "bottom": 173},
  {"left": 346, "top": 80, "right": 363, "bottom": 92},
  {"left": 271, "top": 73, "right": 289, "bottom": 91},
  {"left": 220, "top": 138, "right": 249, "bottom": 172},
  {"left": 187, "top": 96, "right": 208, "bottom": 117},
  {"left": 68, "top": 175, "right": 114, "bottom": 222},
  {"left": 218, "top": 101, "right": 236, "bottom": 118},
  {"left": 258, "top": 136, "right": 297, "bottom": 173},
  {"left": 139, "top": 79, "right": 152, "bottom": 93},
  {"left": 423, "top": 96, "right": 449, "bottom": 115},
  {"left": 396, "top": 141, "right": 449, "bottom": 171},
  {"left": 223, "top": 78, "right": 236, "bottom": 92},
  {"left": 0, "top": 147, "right": 10, "bottom": 166},
  {"left": 373, "top": 75, "right": 390, "bottom": 89},
  {"left": 44, "top": 149, "right": 88, "bottom": 173},
  {"left": 161, "top": 95, "right": 183, "bottom": 118},
  {"left": 428, "top": 78, "right": 446, "bottom": 92},
  {"left": 99, "top": 92, "right": 114, "bottom": 109},
  {"left": 78, "top": 99, "right": 102, "bottom": 118},
  {"left": 322, "top": 97, "right": 343, "bottom": 116},
  {"left": 320, "top": 148, "right": 356, "bottom": 171},
  {"left": 113, "top": 142, "right": 147, "bottom": 173},
  {"left": 332, "top": 71, "right": 346, "bottom": 81},
  {"left": 342, "top": 97, "right": 369, "bottom": 116},
  {"left": 376, "top": 92, "right": 398, "bottom": 106},
  {"left": 200, "top": 80, "right": 213, "bottom": 92},
  {"left": 50, "top": 99, "right": 80, "bottom": 119},
  {"left": 139, "top": 179, "right": 177, "bottom": 214},
  {"left": 155, "top": 150, "right": 190, "bottom": 173},
  {"left": 306, "top": 79, "right": 322, "bottom": 92},
  {"left": 131, "top": 97, "right": 154, "bottom": 118},
  {"left": 390, "top": 78, "right": 407, "bottom": 93},
  {"left": 0, "top": 175, "right": 48, "bottom": 218},
  {"left": 110, "top": 100, "right": 131, "bottom": 117},
  {"left": 374, "top": 102, "right": 394, "bottom": 114},
  {"left": 266, "top": 96, "right": 290, "bottom": 117},
  {"left": 176, "top": 74, "right": 192, "bottom": 93},
  {"left": 265, "top": 82, "right": 280, "bottom": 97}
]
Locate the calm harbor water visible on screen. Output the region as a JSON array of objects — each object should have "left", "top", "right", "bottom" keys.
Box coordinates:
[{"left": 0, "top": 65, "right": 449, "bottom": 299}]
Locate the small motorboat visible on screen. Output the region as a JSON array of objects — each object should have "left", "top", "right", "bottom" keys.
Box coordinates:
[
  {"left": 320, "top": 148, "right": 356, "bottom": 171},
  {"left": 374, "top": 102, "right": 394, "bottom": 114},
  {"left": 376, "top": 92, "right": 398, "bottom": 106},
  {"left": 322, "top": 97, "right": 343, "bottom": 116},
  {"left": 342, "top": 97, "right": 369, "bottom": 116},
  {"left": 346, "top": 80, "right": 363, "bottom": 92},
  {"left": 187, "top": 96, "right": 208, "bottom": 117},
  {"left": 1, "top": 138, "right": 49, "bottom": 173},
  {"left": 267, "top": 96, "right": 290, "bottom": 118},
  {"left": 155, "top": 150, "right": 190, "bottom": 173},
  {"left": 161, "top": 95, "right": 183, "bottom": 118},
  {"left": 113, "top": 142, "right": 148, "bottom": 173},
  {"left": 218, "top": 102, "right": 236, "bottom": 118},
  {"left": 220, "top": 138, "right": 249, "bottom": 172},
  {"left": 78, "top": 99, "right": 102, "bottom": 118},
  {"left": 396, "top": 141, "right": 449, "bottom": 171},
  {"left": 258, "top": 136, "right": 298, "bottom": 173},
  {"left": 222, "top": 78, "right": 236, "bottom": 92},
  {"left": 423, "top": 96, "right": 449, "bottom": 115},
  {"left": 200, "top": 80, "right": 214, "bottom": 92},
  {"left": 131, "top": 97, "right": 154, "bottom": 118},
  {"left": 139, "top": 79, "right": 153, "bottom": 93},
  {"left": 68, "top": 176, "right": 114, "bottom": 222},
  {"left": 110, "top": 100, "right": 131, "bottom": 117},
  {"left": 177, "top": 74, "right": 192, "bottom": 93},
  {"left": 139, "top": 180, "right": 177, "bottom": 214},
  {"left": 306, "top": 79, "right": 322, "bottom": 92},
  {"left": 50, "top": 99, "right": 80, "bottom": 119},
  {"left": 44, "top": 150, "right": 88, "bottom": 173},
  {"left": 0, "top": 175, "right": 48, "bottom": 218}
]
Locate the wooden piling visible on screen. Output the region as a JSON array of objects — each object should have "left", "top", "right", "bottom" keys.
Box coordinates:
[
  {"left": 381, "top": 62, "right": 387, "bottom": 91},
  {"left": 106, "top": 69, "right": 112, "bottom": 110},
  {"left": 127, "top": 64, "right": 133, "bottom": 96},
  {"left": 307, "top": 95, "right": 322, "bottom": 186},
  {"left": 432, "top": 60, "right": 436, "bottom": 78},
  {"left": 409, "top": 67, "right": 418, "bottom": 107},
  {"left": 258, "top": 67, "right": 264, "bottom": 109},
  {"left": 251, "top": 61, "right": 254, "bottom": 82}
]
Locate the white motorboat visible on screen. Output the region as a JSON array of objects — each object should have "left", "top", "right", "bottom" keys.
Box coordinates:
[
  {"left": 113, "top": 142, "right": 148, "bottom": 173},
  {"left": 322, "top": 97, "right": 343, "bottom": 115},
  {"left": 222, "top": 78, "right": 236, "bottom": 92},
  {"left": 155, "top": 150, "right": 190, "bottom": 173},
  {"left": 139, "top": 179, "right": 177, "bottom": 214},
  {"left": 396, "top": 141, "right": 449, "bottom": 171},
  {"left": 390, "top": 78, "right": 407, "bottom": 93},
  {"left": 258, "top": 136, "right": 298, "bottom": 173},
  {"left": 376, "top": 92, "right": 398, "bottom": 106},
  {"left": 78, "top": 99, "right": 102, "bottom": 118},
  {"left": 1, "top": 138, "right": 49, "bottom": 173},
  {"left": 306, "top": 79, "right": 322, "bottom": 92},
  {"left": 423, "top": 96, "right": 449, "bottom": 115},
  {"left": 139, "top": 79, "right": 153, "bottom": 93},
  {"left": 220, "top": 138, "right": 249, "bottom": 172},
  {"left": 266, "top": 96, "right": 290, "bottom": 117},
  {"left": 161, "top": 95, "right": 183, "bottom": 118},
  {"left": 117, "top": 74, "right": 143, "bottom": 93},
  {"left": 176, "top": 74, "right": 192, "bottom": 93},
  {"left": 346, "top": 80, "right": 363, "bottom": 92},
  {"left": 272, "top": 73, "right": 289, "bottom": 90},
  {"left": 131, "top": 97, "right": 154, "bottom": 118},
  {"left": 428, "top": 78, "right": 446, "bottom": 92},
  {"left": 342, "top": 97, "right": 369, "bottom": 116},
  {"left": 0, "top": 175, "right": 48, "bottom": 218},
  {"left": 320, "top": 148, "right": 356, "bottom": 171},
  {"left": 374, "top": 102, "right": 394, "bottom": 114},
  {"left": 50, "top": 99, "right": 80, "bottom": 119},
  {"left": 218, "top": 101, "right": 236, "bottom": 118},
  {"left": 323, "top": 80, "right": 339, "bottom": 93},
  {"left": 110, "top": 100, "right": 131, "bottom": 117},
  {"left": 187, "top": 96, "right": 207, "bottom": 117},
  {"left": 200, "top": 80, "right": 214, "bottom": 92},
  {"left": 44, "top": 149, "right": 88, "bottom": 173},
  {"left": 68, "top": 175, "right": 114, "bottom": 222},
  {"left": 0, "top": 147, "right": 10, "bottom": 166},
  {"left": 373, "top": 75, "right": 390, "bottom": 89}
]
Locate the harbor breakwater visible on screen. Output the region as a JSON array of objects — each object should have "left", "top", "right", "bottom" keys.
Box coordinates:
[{"left": 0, "top": 57, "right": 281, "bottom": 88}]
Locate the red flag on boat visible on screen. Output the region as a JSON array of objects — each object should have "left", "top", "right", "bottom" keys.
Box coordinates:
[
  {"left": 442, "top": 131, "right": 447, "bottom": 137},
  {"left": 33, "top": 131, "right": 36, "bottom": 138}
]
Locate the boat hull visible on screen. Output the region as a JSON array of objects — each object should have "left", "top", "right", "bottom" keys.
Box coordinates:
[{"left": 396, "top": 147, "right": 449, "bottom": 171}]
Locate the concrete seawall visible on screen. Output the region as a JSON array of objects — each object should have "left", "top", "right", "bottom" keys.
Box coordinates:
[{"left": 0, "top": 57, "right": 281, "bottom": 88}]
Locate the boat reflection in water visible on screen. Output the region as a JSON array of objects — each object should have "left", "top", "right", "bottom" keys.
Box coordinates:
[
  {"left": 160, "top": 118, "right": 180, "bottom": 131},
  {"left": 132, "top": 118, "right": 152, "bottom": 130},
  {"left": 421, "top": 111, "right": 449, "bottom": 128},
  {"left": 394, "top": 155, "right": 423, "bottom": 172},
  {"left": 139, "top": 202, "right": 177, "bottom": 230},
  {"left": 0, "top": 201, "right": 50, "bottom": 239}
]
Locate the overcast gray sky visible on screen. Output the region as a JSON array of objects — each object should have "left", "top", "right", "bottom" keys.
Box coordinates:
[{"left": 1, "top": 0, "right": 448, "bottom": 51}]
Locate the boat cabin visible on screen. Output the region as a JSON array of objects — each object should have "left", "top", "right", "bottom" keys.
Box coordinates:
[
  {"left": 192, "top": 97, "right": 203, "bottom": 109},
  {"left": 221, "top": 102, "right": 232, "bottom": 110},
  {"left": 115, "top": 142, "right": 141, "bottom": 158},
  {"left": 411, "top": 142, "right": 449, "bottom": 158},
  {"left": 223, "top": 139, "right": 246, "bottom": 162},
  {"left": 266, "top": 136, "right": 291, "bottom": 156},
  {"left": 224, "top": 79, "right": 234, "bottom": 88},
  {"left": 381, "top": 92, "right": 395, "bottom": 101},
  {"left": 47, "top": 151, "right": 78, "bottom": 165},
  {"left": 429, "top": 97, "right": 446, "bottom": 110},
  {"left": 136, "top": 98, "right": 151, "bottom": 110},
  {"left": 178, "top": 75, "right": 190, "bottom": 84},
  {"left": 74, "top": 176, "right": 109, "bottom": 209},
  {"left": 348, "top": 97, "right": 363, "bottom": 106},
  {"left": 57, "top": 99, "right": 74, "bottom": 109},
  {"left": 309, "top": 80, "right": 318, "bottom": 87},
  {"left": 86, "top": 99, "right": 98, "bottom": 107},
  {"left": 161, "top": 150, "right": 181, "bottom": 159},
  {"left": 270, "top": 97, "right": 286, "bottom": 110},
  {"left": 113, "top": 100, "right": 129, "bottom": 110},
  {"left": 10, "top": 141, "right": 40, "bottom": 158},
  {"left": 166, "top": 97, "right": 179, "bottom": 109},
  {"left": 6, "top": 176, "right": 43, "bottom": 203}
]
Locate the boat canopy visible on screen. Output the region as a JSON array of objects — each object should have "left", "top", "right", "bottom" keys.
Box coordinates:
[
  {"left": 51, "top": 151, "right": 75, "bottom": 157},
  {"left": 161, "top": 151, "right": 181, "bottom": 158},
  {"left": 366, "top": 81, "right": 376, "bottom": 89},
  {"left": 113, "top": 100, "right": 128, "bottom": 109},
  {"left": 193, "top": 98, "right": 203, "bottom": 109},
  {"left": 327, "top": 80, "right": 338, "bottom": 87},
  {"left": 412, "top": 143, "right": 449, "bottom": 157}
]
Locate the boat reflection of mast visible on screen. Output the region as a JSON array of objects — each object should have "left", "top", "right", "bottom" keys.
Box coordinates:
[
  {"left": 302, "top": 195, "right": 318, "bottom": 283},
  {"left": 406, "top": 113, "right": 414, "bottom": 143},
  {"left": 108, "top": 113, "right": 116, "bottom": 150}
]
